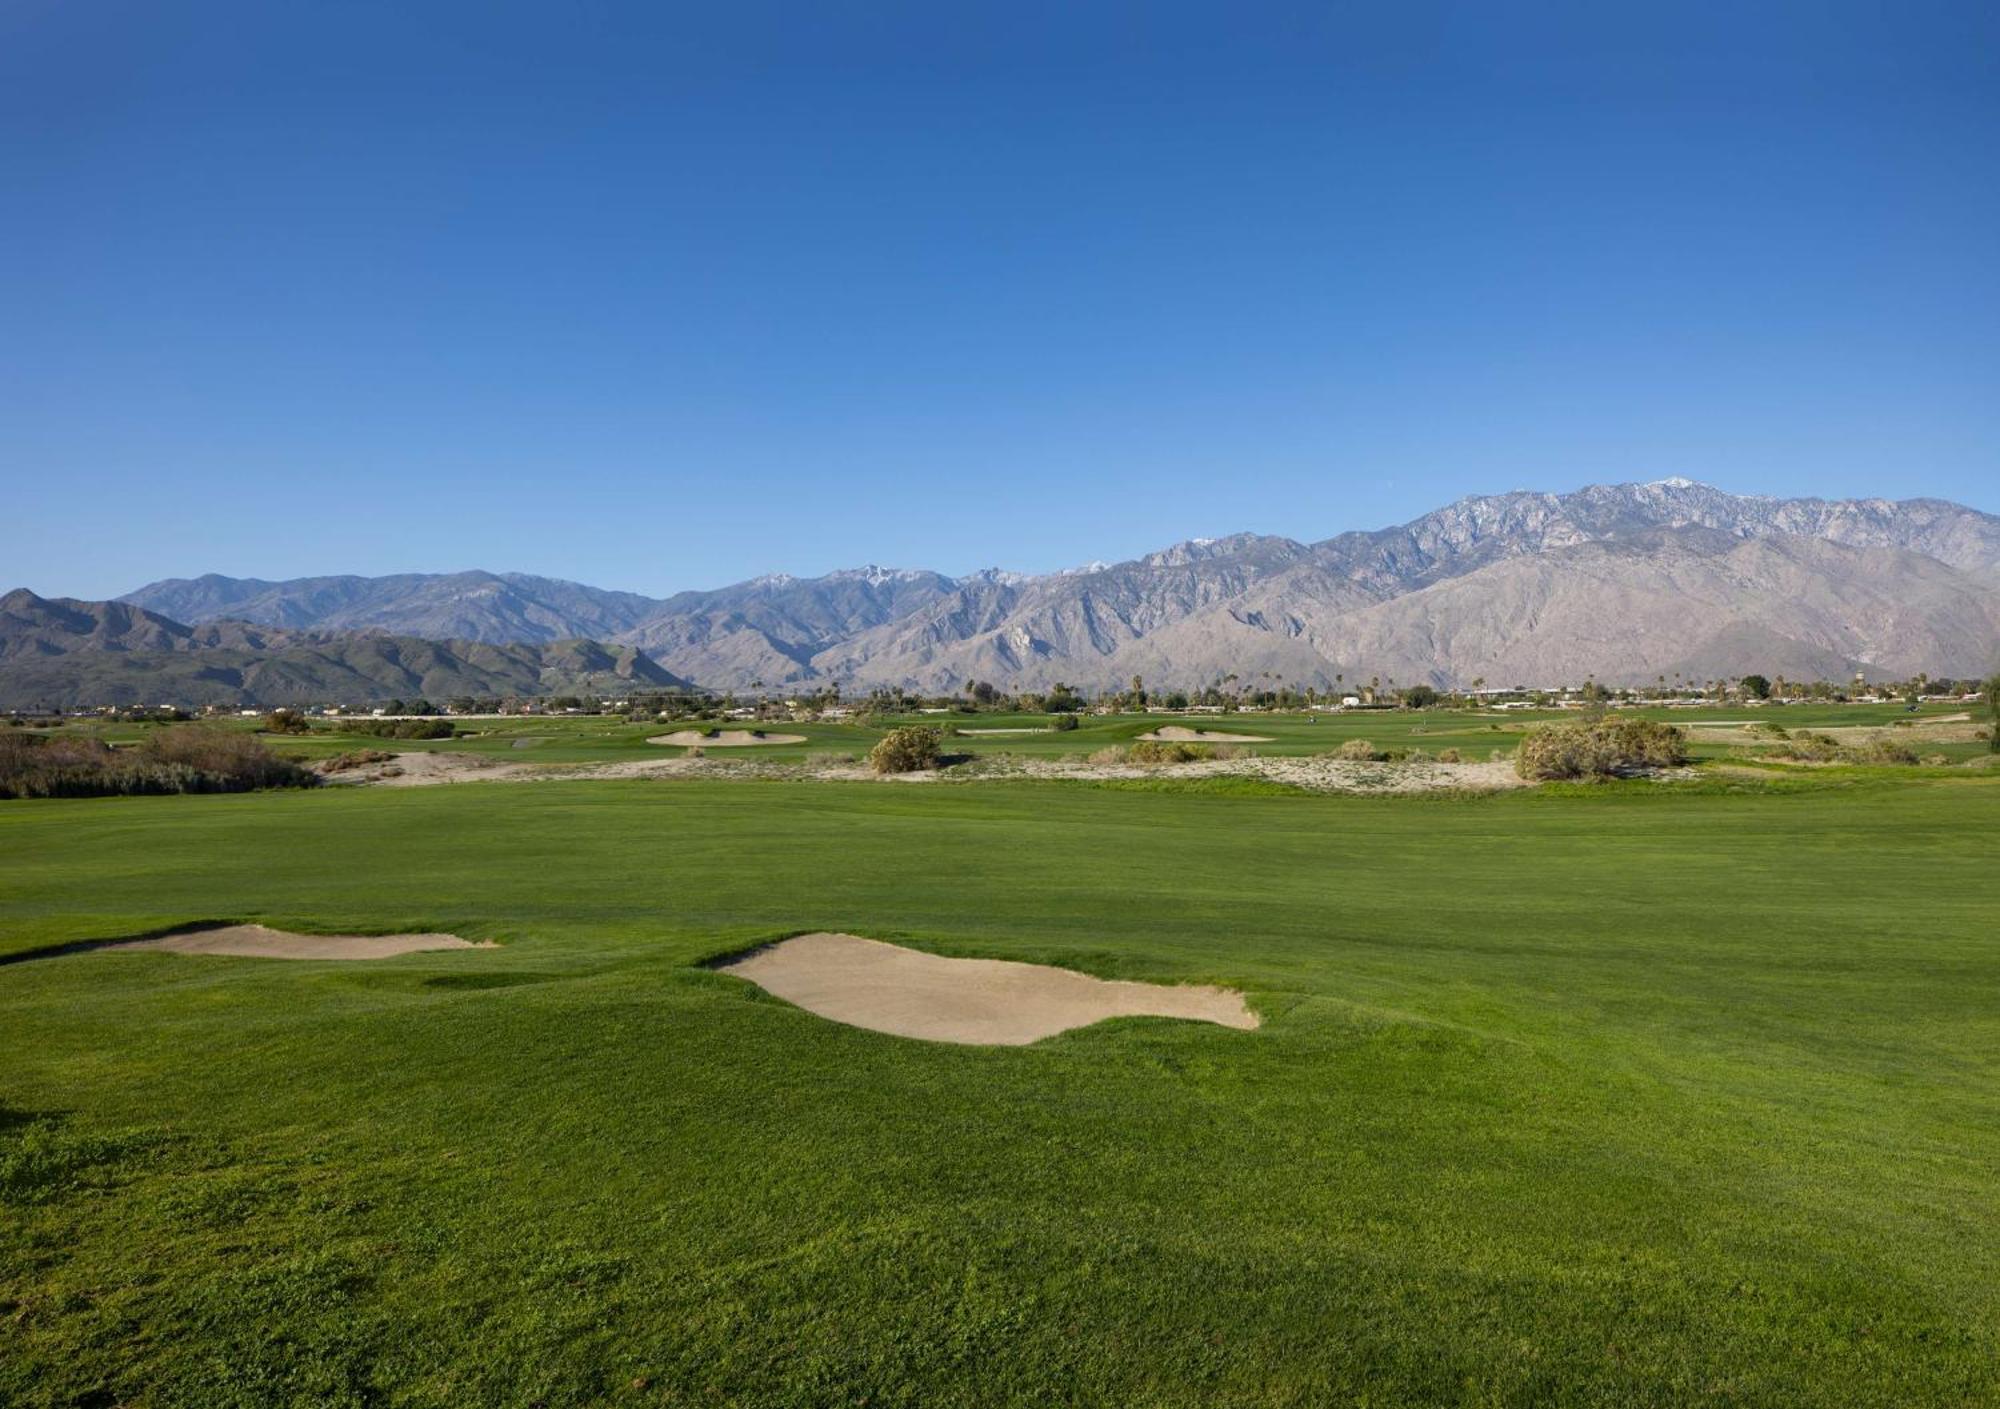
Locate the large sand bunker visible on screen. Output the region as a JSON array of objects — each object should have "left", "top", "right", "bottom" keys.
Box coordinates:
[
  {"left": 649, "top": 730, "right": 808, "bottom": 747},
  {"left": 102, "top": 924, "right": 494, "bottom": 960},
  {"left": 1136, "top": 725, "right": 1273, "bottom": 743},
  {"left": 715, "top": 932, "right": 1258, "bottom": 1045}
]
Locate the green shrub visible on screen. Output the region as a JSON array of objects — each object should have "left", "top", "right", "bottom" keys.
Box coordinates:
[
  {"left": 336, "top": 718, "right": 457, "bottom": 740},
  {"left": 261, "top": 709, "right": 312, "bottom": 735},
  {"left": 1515, "top": 718, "right": 1690, "bottom": 780},
  {"left": 1048, "top": 714, "right": 1080, "bottom": 732},
  {"left": 869, "top": 726, "right": 942, "bottom": 774}
]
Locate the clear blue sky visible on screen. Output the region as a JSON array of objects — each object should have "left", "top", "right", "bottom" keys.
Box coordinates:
[{"left": 6, "top": 1, "right": 1997, "bottom": 600}]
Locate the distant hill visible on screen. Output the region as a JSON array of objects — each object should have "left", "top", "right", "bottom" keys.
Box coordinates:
[
  {"left": 0, "top": 590, "right": 691, "bottom": 710},
  {"left": 121, "top": 570, "right": 658, "bottom": 644},
  {"left": 107, "top": 480, "right": 2000, "bottom": 689}
]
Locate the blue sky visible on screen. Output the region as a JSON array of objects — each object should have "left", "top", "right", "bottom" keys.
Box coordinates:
[{"left": 6, "top": 1, "right": 1997, "bottom": 600}]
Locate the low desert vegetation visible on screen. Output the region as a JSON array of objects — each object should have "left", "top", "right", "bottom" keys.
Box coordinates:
[
  {"left": 1847, "top": 737, "right": 1922, "bottom": 766},
  {"left": 1762, "top": 732, "right": 1923, "bottom": 766},
  {"left": 1765, "top": 730, "right": 1842, "bottom": 762},
  {"left": 316, "top": 748, "right": 396, "bottom": 775},
  {"left": 868, "top": 725, "right": 942, "bottom": 774},
  {"left": 1334, "top": 738, "right": 1384, "bottom": 761},
  {"left": 0, "top": 726, "right": 317, "bottom": 799},
  {"left": 1125, "top": 740, "right": 1220, "bottom": 764},
  {"left": 1514, "top": 717, "right": 1690, "bottom": 780}
]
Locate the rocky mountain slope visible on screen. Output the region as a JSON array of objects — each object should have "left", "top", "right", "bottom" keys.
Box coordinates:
[
  {"left": 122, "top": 571, "right": 659, "bottom": 644},
  {"left": 108, "top": 481, "right": 2000, "bottom": 690},
  {"left": 0, "top": 591, "right": 690, "bottom": 709}
]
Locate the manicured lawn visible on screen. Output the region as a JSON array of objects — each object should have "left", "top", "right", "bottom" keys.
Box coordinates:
[{"left": 2, "top": 775, "right": 1996, "bottom": 1405}]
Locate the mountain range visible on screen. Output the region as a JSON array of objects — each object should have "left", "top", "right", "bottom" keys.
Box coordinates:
[
  {"left": 9, "top": 480, "right": 1996, "bottom": 706},
  {"left": 0, "top": 589, "right": 690, "bottom": 710}
]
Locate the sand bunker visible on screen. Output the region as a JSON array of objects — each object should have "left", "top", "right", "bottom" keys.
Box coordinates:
[
  {"left": 958, "top": 727, "right": 1051, "bottom": 735},
  {"left": 715, "top": 932, "right": 1257, "bottom": 1045},
  {"left": 102, "top": 924, "right": 494, "bottom": 960},
  {"left": 1136, "top": 725, "right": 1273, "bottom": 743},
  {"left": 648, "top": 730, "right": 808, "bottom": 747}
]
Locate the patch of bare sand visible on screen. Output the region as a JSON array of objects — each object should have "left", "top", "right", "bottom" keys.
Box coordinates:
[
  {"left": 649, "top": 730, "right": 808, "bottom": 747},
  {"left": 957, "top": 727, "right": 1050, "bottom": 735},
  {"left": 103, "top": 924, "right": 494, "bottom": 960},
  {"left": 716, "top": 932, "right": 1256, "bottom": 1045},
  {"left": 1136, "top": 725, "right": 1274, "bottom": 743},
  {"left": 338, "top": 751, "right": 542, "bottom": 786}
]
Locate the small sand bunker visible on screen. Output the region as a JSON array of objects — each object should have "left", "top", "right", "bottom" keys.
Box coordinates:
[
  {"left": 103, "top": 924, "right": 495, "bottom": 961},
  {"left": 648, "top": 730, "right": 808, "bottom": 747},
  {"left": 716, "top": 932, "right": 1257, "bottom": 1045},
  {"left": 1136, "top": 725, "right": 1273, "bottom": 743}
]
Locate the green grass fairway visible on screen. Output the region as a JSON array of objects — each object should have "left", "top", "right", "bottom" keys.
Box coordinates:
[{"left": 3, "top": 777, "right": 1997, "bottom": 1405}]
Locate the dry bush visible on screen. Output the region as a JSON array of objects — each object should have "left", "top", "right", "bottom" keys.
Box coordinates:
[
  {"left": 1846, "top": 738, "right": 1919, "bottom": 766},
  {"left": 1515, "top": 718, "right": 1689, "bottom": 780},
  {"left": 1335, "top": 738, "right": 1383, "bottom": 762},
  {"left": 869, "top": 726, "right": 942, "bottom": 774},
  {"left": 1436, "top": 747, "right": 1463, "bottom": 763},
  {"left": 1766, "top": 731, "right": 1840, "bottom": 762},
  {"left": 137, "top": 726, "right": 320, "bottom": 790},
  {"left": 0, "top": 726, "right": 317, "bottom": 799},
  {"left": 318, "top": 748, "right": 396, "bottom": 774},
  {"left": 1127, "top": 740, "right": 1215, "bottom": 765}
]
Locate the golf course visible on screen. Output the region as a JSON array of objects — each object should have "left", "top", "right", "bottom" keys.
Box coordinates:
[{"left": 3, "top": 719, "right": 1996, "bottom": 1406}]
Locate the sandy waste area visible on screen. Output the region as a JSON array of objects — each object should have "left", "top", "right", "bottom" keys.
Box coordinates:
[{"left": 329, "top": 747, "right": 1529, "bottom": 794}]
